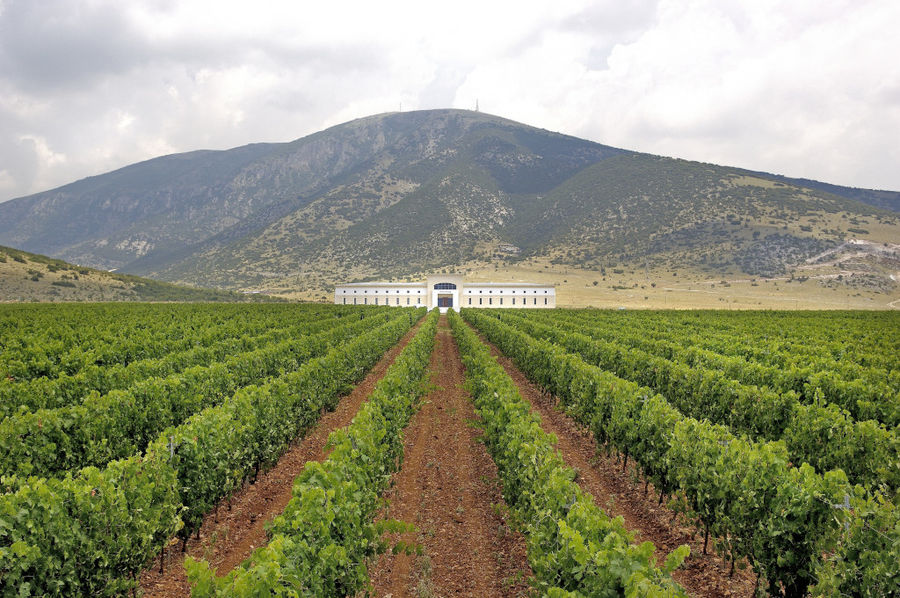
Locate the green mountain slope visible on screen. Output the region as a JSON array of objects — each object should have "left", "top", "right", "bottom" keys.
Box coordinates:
[{"left": 0, "top": 109, "right": 897, "bottom": 302}]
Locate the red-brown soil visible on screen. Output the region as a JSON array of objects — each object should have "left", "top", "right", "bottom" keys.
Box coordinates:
[
  {"left": 139, "top": 321, "right": 424, "bottom": 597},
  {"left": 369, "top": 316, "right": 533, "bottom": 597},
  {"left": 139, "top": 313, "right": 758, "bottom": 598},
  {"left": 479, "top": 330, "right": 758, "bottom": 598}
]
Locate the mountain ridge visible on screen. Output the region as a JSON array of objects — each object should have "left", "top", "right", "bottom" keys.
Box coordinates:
[{"left": 0, "top": 108, "right": 897, "bottom": 302}]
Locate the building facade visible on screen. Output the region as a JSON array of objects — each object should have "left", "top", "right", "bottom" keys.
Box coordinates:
[{"left": 333, "top": 274, "right": 556, "bottom": 313}]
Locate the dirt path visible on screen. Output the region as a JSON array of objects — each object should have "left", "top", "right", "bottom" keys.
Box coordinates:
[
  {"left": 479, "top": 330, "right": 757, "bottom": 598},
  {"left": 139, "top": 320, "right": 424, "bottom": 597},
  {"left": 369, "top": 316, "right": 532, "bottom": 597}
]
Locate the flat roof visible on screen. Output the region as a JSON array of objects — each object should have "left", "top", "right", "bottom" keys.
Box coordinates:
[
  {"left": 336, "top": 281, "right": 554, "bottom": 288},
  {"left": 337, "top": 282, "right": 424, "bottom": 286},
  {"left": 467, "top": 282, "right": 553, "bottom": 287}
]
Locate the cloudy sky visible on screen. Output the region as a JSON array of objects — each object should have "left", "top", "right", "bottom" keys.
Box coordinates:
[{"left": 1, "top": 0, "right": 899, "bottom": 203}]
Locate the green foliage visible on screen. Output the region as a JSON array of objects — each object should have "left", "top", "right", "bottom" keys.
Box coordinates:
[
  {"left": 0, "top": 309, "right": 400, "bottom": 479},
  {"left": 462, "top": 308, "right": 867, "bottom": 597},
  {"left": 186, "top": 309, "right": 439, "bottom": 596},
  {"left": 449, "top": 310, "right": 687, "bottom": 597},
  {"left": 0, "top": 304, "right": 425, "bottom": 596},
  {"left": 0, "top": 452, "right": 181, "bottom": 596},
  {"left": 157, "top": 307, "right": 423, "bottom": 542},
  {"left": 813, "top": 492, "right": 900, "bottom": 597},
  {"left": 0, "top": 304, "right": 359, "bottom": 410},
  {"left": 786, "top": 399, "right": 900, "bottom": 495},
  {"left": 495, "top": 308, "right": 899, "bottom": 492}
]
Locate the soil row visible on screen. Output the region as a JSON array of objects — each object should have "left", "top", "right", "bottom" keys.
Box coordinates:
[
  {"left": 480, "top": 331, "right": 757, "bottom": 598},
  {"left": 140, "top": 313, "right": 755, "bottom": 597},
  {"left": 139, "top": 319, "right": 424, "bottom": 597},
  {"left": 368, "top": 316, "right": 532, "bottom": 597}
]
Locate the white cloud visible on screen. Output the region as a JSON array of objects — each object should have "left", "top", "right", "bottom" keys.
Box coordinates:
[
  {"left": 455, "top": 0, "right": 900, "bottom": 190},
  {"left": 0, "top": 0, "right": 898, "bottom": 203},
  {"left": 0, "top": 169, "right": 16, "bottom": 194}
]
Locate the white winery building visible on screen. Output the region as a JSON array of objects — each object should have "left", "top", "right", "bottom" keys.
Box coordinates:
[{"left": 333, "top": 274, "right": 556, "bottom": 314}]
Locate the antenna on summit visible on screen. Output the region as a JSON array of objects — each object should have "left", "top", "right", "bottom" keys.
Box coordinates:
[{"left": 475, "top": 99, "right": 479, "bottom": 112}]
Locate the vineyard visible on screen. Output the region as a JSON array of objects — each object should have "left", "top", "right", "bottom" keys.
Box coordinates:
[{"left": 0, "top": 304, "right": 897, "bottom": 596}]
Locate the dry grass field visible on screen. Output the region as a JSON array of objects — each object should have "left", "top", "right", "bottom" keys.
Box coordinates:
[
  {"left": 463, "top": 259, "right": 899, "bottom": 310},
  {"left": 0, "top": 249, "right": 136, "bottom": 302},
  {"left": 280, "top": 257, "right": 899, "bottom": 309},
  {"left": 0, "top": 247, "right": 279, "bottom": 303}
]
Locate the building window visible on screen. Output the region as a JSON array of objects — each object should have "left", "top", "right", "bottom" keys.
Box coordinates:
[
  {"left": 364, "top": 298, "right": 368, "bottom": 305},
  {"left": 353, "top": 298, "right": 357, "bottom": 305},
  {"left": 375, "top": 298, "right": 378, "bottom": 305},
  {"left": 479, "top": 298, "right": 482, "bottom": 305},
  {"left": 434, "top": 282, "right": 456, "bottom": 290},
  {"left": 512, "top": 297, "right": 516, "bottom": 305},
  {"left": 533, "top": 298, "right": 537, "bottom": 305},
  {"left": 544, "top": 297, "right": 548, "bottom": 305},
  {"left": 468, "top": 298, "right": 472, "bottom": 305},
  {"left": 499, "top": 298, "right": 503, "bottom": 305},
  {"left": 396, "top": 297, "right": 400, "bottom": 305},
  {"left": 489, "top": 298, "right": 492, "bottom": 305},
  {"left": 342, "top": 297, "right": 346, "bottom": 304}
]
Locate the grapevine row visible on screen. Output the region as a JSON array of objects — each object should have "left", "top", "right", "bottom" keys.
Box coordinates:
[
  {"left": 0, "top": 307, "right": 424, "bottom": 596},
  {"left": 0, "top": 309, "right": 399, "bottom": 480},
  {"left": 531, "top": 309, "right": 900, "bottom": 427},
  {"left": 559, "top": 309, "right": 899, "bottom": 386},
  {"left": 463, "top": 309, "right": 851, "bottom": 598},
  {"left": 493, "top": 310, "right": 899, "bottom": 492},
  {"left": 449, "top": 310, "right": 688, "bottom": 597},
  {"left": 0, "top": 304, "right": 357, "bottom": 382},
  {"left": 186, "top": 308, "right": 440, "bottom": 596},
  {"left": 0, "top": 306, "right": 356, "bottom": 418}
]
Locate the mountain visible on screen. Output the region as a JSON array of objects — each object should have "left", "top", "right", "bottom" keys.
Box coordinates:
[
  {"left": 739, "top": 171, "right": 900, "bottom": 213},
  {"left": 0, "top": 108, "right": 897, "bottom": 302},
  {"left": 0, "top": 245, "right": 282, "bottom": 302}
]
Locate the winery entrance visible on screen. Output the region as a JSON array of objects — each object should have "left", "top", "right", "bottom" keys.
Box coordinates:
[{"left": 431, "top": 279, "right": 460, "bottom": 314}]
